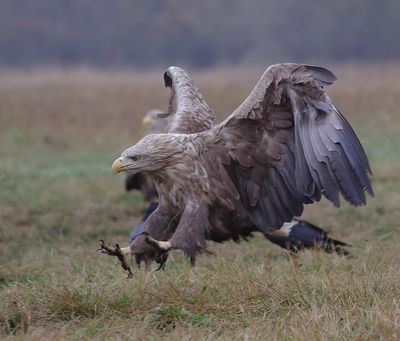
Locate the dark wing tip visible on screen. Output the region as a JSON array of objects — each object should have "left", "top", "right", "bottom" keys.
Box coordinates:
[
  {"left": 164, "top": 71, "right": 173, "bottom": 88},
  {"left": 305, "top": 65, "right": 337, "bottom": 85}
]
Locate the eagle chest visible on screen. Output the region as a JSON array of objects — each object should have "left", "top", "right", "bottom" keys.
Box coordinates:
[{"left": 155, "top": 161, "right": 210, "bottom": 208}]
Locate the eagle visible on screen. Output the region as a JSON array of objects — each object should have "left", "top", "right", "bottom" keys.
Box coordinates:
[
  {"left": 99, "top": 64, "right": 372, "bottom": 277},
  {"left": 128, "top": 109, "right": 350, "bottom": 254}
]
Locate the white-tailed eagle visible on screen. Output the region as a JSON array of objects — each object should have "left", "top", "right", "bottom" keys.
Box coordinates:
[{"left": 99, "top": 64, "right": 372, "bottom": 277}]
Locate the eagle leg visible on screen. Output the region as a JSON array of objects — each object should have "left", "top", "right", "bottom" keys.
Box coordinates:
[
  {"left": 97, "top": 239, "right": 133, "bottom": 279},
  {"left": 154, "top": 252, "right": 169, "bottom": 271},
  {"left": 146, "top": 235, "right": 173, "bottom": 251}
]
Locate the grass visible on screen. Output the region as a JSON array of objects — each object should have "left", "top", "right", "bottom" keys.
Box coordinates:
[{"left": 0, "top": 64, "right": 400, "bottom": 340}]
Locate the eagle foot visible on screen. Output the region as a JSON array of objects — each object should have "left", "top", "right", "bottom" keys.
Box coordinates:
[{"left": 97, "top": 239, "right": 133, "bottom": 279}]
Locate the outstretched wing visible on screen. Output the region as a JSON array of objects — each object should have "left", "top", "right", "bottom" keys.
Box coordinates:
[
  {"left": 210, "top": 63, "right": 373, "bottom": 230},
  {"left": 163, "top": 66, "right": 216, "bottom": 133}
]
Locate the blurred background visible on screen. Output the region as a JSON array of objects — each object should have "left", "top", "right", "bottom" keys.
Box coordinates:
[
  {"left": 1, "top": 0, "right": 399, "bottom": 69},
  {"left": 1, "top": 1, "right": 400, "bottom": 339}
]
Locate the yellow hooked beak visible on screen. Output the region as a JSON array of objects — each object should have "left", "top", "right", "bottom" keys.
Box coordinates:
[
  {"left": 111, "top": 156, "right": 131, "bottom": 174},
  {"left": 142, "top": 115, "right": 153, "bottom": 126}
]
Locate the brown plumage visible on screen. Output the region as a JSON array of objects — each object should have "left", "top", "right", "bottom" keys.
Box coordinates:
[{"left": 101, "top": 64, "right": 372, "bottom": 273}]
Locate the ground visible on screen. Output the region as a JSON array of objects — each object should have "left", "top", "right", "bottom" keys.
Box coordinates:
[{"left": 0, "top": 64, "right": 399, "bottom": 340}]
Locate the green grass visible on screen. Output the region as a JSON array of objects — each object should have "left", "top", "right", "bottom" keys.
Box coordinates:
[{"left": 0, "top": 65, "right": 400, "bottom": 340}]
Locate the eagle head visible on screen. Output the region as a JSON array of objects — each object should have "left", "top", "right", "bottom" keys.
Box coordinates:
[{"left": 112, "top": 134, "right": 185, "bottom": 175}]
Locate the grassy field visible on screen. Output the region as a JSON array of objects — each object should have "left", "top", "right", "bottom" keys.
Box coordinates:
[{"left": 0, "top": 64, "right": 399, "bottom": 340}]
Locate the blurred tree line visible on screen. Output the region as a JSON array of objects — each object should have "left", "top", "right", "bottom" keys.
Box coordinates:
[{"left": 0, "top": 0, "right": 399, "bottom": 68}]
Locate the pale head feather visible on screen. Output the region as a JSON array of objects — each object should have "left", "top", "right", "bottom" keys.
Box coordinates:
[{"left": 121, "top": 134, "right": 186, "bottom": 174}]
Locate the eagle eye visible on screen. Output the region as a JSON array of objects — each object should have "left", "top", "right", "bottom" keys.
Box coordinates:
[{"left": 131, "top": 155, "right": 138, "bottom": 161}]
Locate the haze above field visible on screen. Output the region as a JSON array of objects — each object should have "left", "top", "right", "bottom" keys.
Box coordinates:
[{"left": 1, "top": 0, "right": 399, "bottom": 68}]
